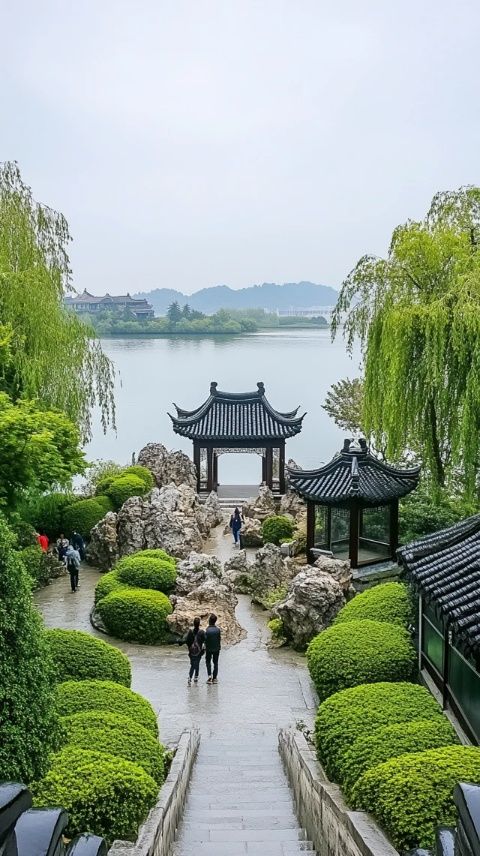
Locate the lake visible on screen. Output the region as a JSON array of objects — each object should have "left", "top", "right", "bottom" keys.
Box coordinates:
[{"left": 86, "top": 330, "right": 361, "bottom": 484}]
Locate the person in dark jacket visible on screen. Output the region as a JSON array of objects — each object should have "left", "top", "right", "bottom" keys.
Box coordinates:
[
  {"left": 179, "top": 617, "right": 205, "bottom": 686},
  {"left": 229, "top": 507, "right": 243, "bottom": 546},
  {"left": 205, "top": 613, "right": 221, "bottom": 684},
  {"left": 71, "top": 531, "right": 86, "bottom": 560}
]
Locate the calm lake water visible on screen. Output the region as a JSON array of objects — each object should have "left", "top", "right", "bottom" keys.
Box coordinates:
[{"left": 86, "top": 330, "right": 361, "bottom": 484}]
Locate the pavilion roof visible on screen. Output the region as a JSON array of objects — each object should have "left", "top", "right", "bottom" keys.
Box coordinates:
[
  {"left": 169, "top": 382, "right": 305, "bottom": 441},
  {"left": 398, "top": 514, "right": 480, "bottom": 658},
  {"left": 287, "top": 438, "right": 420, "bottom": 506}
]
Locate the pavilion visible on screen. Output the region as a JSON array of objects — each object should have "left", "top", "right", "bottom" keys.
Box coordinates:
[
  {"left": 288, "top": 438, "right": 420, "bottom": 568},
  {"left": 169, "top": 381, "right": 305, "bottom": 494}
]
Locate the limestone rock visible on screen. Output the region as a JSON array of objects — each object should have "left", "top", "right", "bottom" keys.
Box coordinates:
[
  {"left": 240, "top": 517, "right": 263, "bottom": 547},
  {"left": 167, "top": 580, "right": 245, "bottom": 646},
  {"left": 87, "top": 512, "right": 119, "bottom": 569},
  {"left": 197, "top": 491, "right": 224, "bottom": 535},
  {"left": 249, "top": 543, "right": 298, "bottom": 595},
  {"left": 137, "top": 443, "right": 197, "bottom": 489},
  {"left": 116, "top": 483, "right": 204, "bottom": 559},
  {"left": 223, "top": 550, "right": 253, "bottom": 593},
  {"left": 273, "top": 565, "right": 345, "bottom": 650},
  {"left": 176, "top": 552, "right": 223, "bottom": 595},
  {"left": 279, "top": 490, "right": 306, "bottom": 520},
  {"left": 242, "top": 486, "right": 276, "bottom": 521},
  {"left": 313, "top": 554, "right": 353, "bottom": 595}
]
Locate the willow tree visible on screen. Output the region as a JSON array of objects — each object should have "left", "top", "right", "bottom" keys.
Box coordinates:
[
  {"left": 332, "top": 187, "right": 480, "bottom": 495},
  {"left": 0, "top": 161, "right": 114, "bottom": 439}
]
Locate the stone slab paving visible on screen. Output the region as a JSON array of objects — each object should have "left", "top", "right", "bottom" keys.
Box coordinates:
[{"left": 35, "top": 525, "right": 317, "bottom": 855}]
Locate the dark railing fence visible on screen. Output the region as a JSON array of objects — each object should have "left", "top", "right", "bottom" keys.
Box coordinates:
[
  {"left": 0, "top": 783, "right": 107, "bottom": 856},
  {"left": 409, "top": 783, "right": 480, "bottom": 856}
]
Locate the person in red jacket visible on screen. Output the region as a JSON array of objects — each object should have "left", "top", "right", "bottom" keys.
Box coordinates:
[{"left": 37, "top": 532, "right": 49, "bottom": 552}]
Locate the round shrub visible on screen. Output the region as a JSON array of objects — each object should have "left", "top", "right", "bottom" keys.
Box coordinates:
[
  {"left": 94, "top": 570, "right": 130, "bottom": 604},
  {"left": 95, "top": 474, "right": 117, "bottom": 495},
  {"left": 61, "top": 710, "right": 165, "bottom": 783},
  {"left": 98, "top": 589, "right": 173, "bottom": 644},
  {"left": 136, "top": 549, "right": 176, "bottom": 564},
  {"left": 306, "top": 619, "right": 415, "bottom": 702},
  {"left": 115, "top": 555, "right": 177, "bottom": 592},
  {"left": 32, "top": 746, "right": 158, "bottom": 842},
  {"left": 22, "top": 491, "right": 79, "bottom": 540},
  {"left": 62, "top": 498, "right": 109, "bottom": 538},
  {"left": 261, "top": 515, "right": 294, "bottom": 545},
  {"left": 334, "top": 582, "right": 413, "bottom": 628},
  {"left": 341, "top": 717, "right": 459, "bottom": 801},
  {"left": 315, "top": 682, "right": 445, "bottom": 781},
  {"left": 123, "top": 465, "right": 155, "bottom": 490},
  {"left": 56, "top": 680, "right": 158, "bottom": 735},
  {"left": 45, "top": 629, "right": 131, "bottom": 686},
  {"left": 353, "top": 745, "right": 480, "bottom": 852},
  {"left": 105, "top": 475, "right": 148, "bottom": 510},
  {"left": 93, "top": 495, "right": 114, "bottom": 515}
]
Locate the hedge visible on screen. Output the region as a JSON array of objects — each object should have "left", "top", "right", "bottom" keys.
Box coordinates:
[
  {"left": 22, "top": 491, "right": 79, "bottom": 540},
  {"left": 62, "top": 498, "right": 110, "bottom": 538},
  {"left": 133, "top": 548, "right": 176, "bottom": 564},
  {"left": 93, "top": 495, "right": 114, "bottom": 515},
  {"left": 98, "top": 588, "right": 173, "bottom": 644},
  {"left": 32, "top": 746, "right": 158, "bottom": 842},
  {"left": 105, "top": 475, "right": 148, "bottom": 510},
  {"left": 315, "top": 682, "right": 444, "bottom": 781},
  {"left": 261, "top": 515, "right": 294, "bottom": 546},
  {"left": 353, "top": 745, "right": 480, "bottom": 852},
  {"left": 115, "top": 554, "right": 177, "bottom": 592},
  {"left": 55, "top": 680, "right": 158, "bottom": 736},
  {"left": 306, "top": 619, "right": 415, "bottom": 702},
  {"left": 45, "top": 629, "right": 131, "bottom": 686},
  {"left": 334, "top": 582, "right": 413, "bottom": 628},
  {"left": 341, "top": 717, "right": 459, "bottom": 802},
  {"left": 19, "top": 545, "right": 65, "bottom": 589},
  {"left": 123, "top": 465, "right": 155, "bottom": 490},
  {"left": 94, "top": 570, "right": 130, "bottom": 604},
  {"left": 61, "top": 710, "right": 165, "bottom": 783}
]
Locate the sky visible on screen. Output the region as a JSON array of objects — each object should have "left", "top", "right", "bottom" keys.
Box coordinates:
[{"left": 1, "top": 1, "right": 479, "bottom": 295}]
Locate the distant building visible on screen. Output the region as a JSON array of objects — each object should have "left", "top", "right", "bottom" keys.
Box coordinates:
[
  {"left": 276, "top": 306, "right": 335, "bottom": 322},
  {"left": 64, "top": 290, "right": 154, "bottom": 319}
]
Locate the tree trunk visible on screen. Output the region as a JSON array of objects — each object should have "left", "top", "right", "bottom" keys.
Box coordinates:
[{"left": 429, "top": 398, "right": 445, "bottom": 487}]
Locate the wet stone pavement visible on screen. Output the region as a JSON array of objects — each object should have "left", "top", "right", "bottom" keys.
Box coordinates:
[{"left": 35, "top": 526, "right": 318, "bottom": 855}]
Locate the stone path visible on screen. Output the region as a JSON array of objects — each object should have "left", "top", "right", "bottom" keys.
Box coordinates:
[{"left": 35, "top": 525, "right": 317, "bottom": 855}]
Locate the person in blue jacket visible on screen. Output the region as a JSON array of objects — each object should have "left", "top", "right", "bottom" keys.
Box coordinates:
[{"left": 229, "top": 507, "right": 243, "bottom": 546}]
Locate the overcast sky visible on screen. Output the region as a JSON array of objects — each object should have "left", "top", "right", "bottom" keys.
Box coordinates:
[{"left": 1, "top": 1, "right": 478, "bottom": 295}]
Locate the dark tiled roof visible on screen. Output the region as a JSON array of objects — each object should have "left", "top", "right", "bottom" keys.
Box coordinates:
[
  {"left": 398, "top": 514, "right": 480, "bottom": 657},
  {"left": 287, "top": 439, "right": 420, "bottom": 506},
  {"left": 169, "top": 382, "right": 305, "bottom": 441}
]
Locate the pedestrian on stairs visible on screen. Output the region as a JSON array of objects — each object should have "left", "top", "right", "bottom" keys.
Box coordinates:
[
  {"left": 205, "top": 613, "right": 221, "bottom": 684},
  {"left": 178, "top": 617, "right": 205, "bottom": 686}
]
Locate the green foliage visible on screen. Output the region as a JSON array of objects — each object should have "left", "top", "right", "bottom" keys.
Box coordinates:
[
  {"left": 268, "top": 618, "right": 285, "bottom": 639},
  {"left": 21, "top": 491, "right": 79, "bottom": 540},
  {"left": 123, "top": 466, "right": 154, "bottom": 489},
  {"left": 306, "top": 620, "right": 415, "bottom": 702},
  {"left": 353, "top": 745, "right": 480, "bottom": 851},
  {"left": 136, "top": 548, "right": 177, "bottom": 563},
  {"left": 314, "top": 681, "right": 444, "bottom": 781},
  {"left": 62, "top": 498, "right": 109, "bottom": 537},
  {"left": 92, "top": 463, "right": 154, "bottom": 496},
  {"left": 399, "top": 483, "right": 479, "bottom": 544},
  {"left": 0, "top": 161, "right": 114, "bottom": 440},
  {"left": 341, "top": 717, "right": 458, "bottom": 802},
  {"left": 94, "top": 570, "right": 130, "bottom": 604},
  {"left": 323, "top": 377, "right": 365, "bottom": 434},
  {"left": 61, "top": 711, "right": 165, "bottom": 783},
  {"left": 93, "top": 495, "right": 114, "bottom": 515},
  {"left": 105, "top": 474, "right": 148, "bottom": 509},
  {"left": 9, "top": 516, "right": 37, "bottom": 547},
  {"left": 32, "top": 746, "right": 158, "bottom": 842},
  {"left": 55, "top": 679, "right": 158, "bottom": 735},
  {"left": 259, "top": 585, "right": 288, "bottom": 609},
  {"left": 44, "top": 629, "right": 131, "bottom": 686},
  {"left": 334, "top": 582, "right": 413, "bottom": 628},
  {"left": 0, "top": 514, "right": 59, "bottom": 782},
  {"left": 261, "top": 515, "right": 294, "bottom": 545},
  {"left": 98, "top": 588, "right": 173, "bottom": 644},
  {"left": 84, "top": 460, "right": 124, "bottom": 496},
  {"left": 115, "top": 553, "right": 177, "bottom": 592},
  {"left": 19, "top": 545, "right": 65, "bottom": 588}
]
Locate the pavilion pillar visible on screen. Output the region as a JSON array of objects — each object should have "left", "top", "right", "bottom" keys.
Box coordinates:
[
  {"left": 349, "top": 502, "right": 360, "bottom": 569},
  {"left": 261, "top": 452, "right": 267, "bottom": 484},
  {"left": 265, "top": 446, "right": 273, "bottom": 489},
  {"left": 206, "top": 446, "right": 214, "bottom": 492},
  {"left": 279, "top": 443, "right": 286, "bottom": 494},
  {"left": 193, "top": 443, "right": 201, "bottom": 493},
  {"left": 213, "top": 452, "right": 219, "bottom": 491},
  {"left": 307, "top": 501, "right": 315, "bottom": 560},
  {"left": 390, "top": 499, "right": 399, "bottom": 559}
]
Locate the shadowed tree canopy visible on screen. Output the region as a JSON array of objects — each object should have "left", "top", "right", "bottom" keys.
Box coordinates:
[
  {"left": 332, "top": 186, "right": 480, "bottom": 494},
  {"left": 0, "top": 162, "right": 114, "bottom": 440}
]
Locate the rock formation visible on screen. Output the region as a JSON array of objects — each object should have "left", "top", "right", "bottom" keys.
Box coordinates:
[
  {"left": 223, "top": 550, "right": 253, "bottom": 593},
  {"left": 137, "top": 443, "right": 197, "bottom": 490},
  {"left": 240, "top": 517, "right": 263, "bottom": 547},
  {"left": 87, "top": 512, "right": 119, "bottom": 569},
  {"left": 313, "top": 554, "right": 353, "bottom": 597},
  {"left": 242, "top": 486, "right": 276, "bottom": 521},
  {"left": 279, "top": 490, "right": 306, "bottom": 520},
  {"left": 167, "top": 579, "right": 246, "bottom": 645},
  {"left": 273, "top": 565, "right": 345, "bottom": 649},
  {"left": 175, "top": 552, "right": 223, "bottom": 596},
  {"left": 198, "top": 491, "right": 224, "bottom": 534},
  {"left": 248, "top": 543, "right": 298, "bottom": 596}
]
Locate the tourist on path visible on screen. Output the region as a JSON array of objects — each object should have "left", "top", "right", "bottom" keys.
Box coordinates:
[
  {"left": 71, "top": 530, "right": 86, "bottom": 560},
  {"left": 229, "top": 507, "right": 243, "bottom": 546},
  {"left": 205, "top": 613, "right": 221, "bottom": 684},
  {"left": 37, "top": 532, "right": 49, "bottom": 552},
  {"left": 56, "top": 534, "right": 69, "bottom": 563},
  {"left": 65, "top": 544, "right": 81, "bottom": 592},
  {"left": 178, "top": 617, "right": 205, "bottom": 686}
]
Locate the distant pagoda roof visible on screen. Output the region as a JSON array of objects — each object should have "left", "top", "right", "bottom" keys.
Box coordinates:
[
  {"left": 288, "top": 438, "right": 420, "bottom": 506},
  {"left": 398, "top": 514, "right": 480, "bottom": 658},
  {"left": 169, "top": 382, "right": 305, "bottom": 441}
]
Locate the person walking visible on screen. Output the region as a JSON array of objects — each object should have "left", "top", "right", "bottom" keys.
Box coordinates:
[
  {"left": 71, "top": 530, "right": 86, "bottom": 560},
  {"left": 37, "top": 532, "right": 49, "bottom": 552},
  {"left": 65, "top": 544, "right": 81, "bottom": 592},
  {"left": 179, "top": 617, "right": 205, "bottom": 686},
  {"left": 229, "top": 507, "right": 243, "bottom": 546},
  {"left": 205, "top": 613, "right": 221, "bottom": 684}
]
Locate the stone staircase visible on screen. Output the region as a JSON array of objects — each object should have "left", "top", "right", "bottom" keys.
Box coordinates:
[{"left": 171, "top": 735, "right": 317, "bottom": 856}]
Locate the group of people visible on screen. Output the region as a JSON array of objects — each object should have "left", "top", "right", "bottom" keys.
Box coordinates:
[
  {"left": 55, "top": 532, "right": 86, "bottom": 593},
  {"left": 179, "top": 613, "right": 221, "bottom": 686}
]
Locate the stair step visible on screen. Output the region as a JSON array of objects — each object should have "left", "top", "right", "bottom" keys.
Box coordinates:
[
  {"left": 179, "top": 828, "right": 308, "bottom": 843},
  {"left": 179, "top": 817, "right": 299, "bottom": 830},
  {"left": 183, "top": 808, "right": 298, "bottom": 820},
  {"left": 172, "top": 844, "right": 315, "bottom": 856}
]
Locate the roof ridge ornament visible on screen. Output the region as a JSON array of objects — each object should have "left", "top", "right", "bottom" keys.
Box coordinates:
[
  {"left": 257, "top": 381, "right": 265, "bottom": 395},
  {"left": 210, "top": 381, "right": 218, "bottom": 396},
  {"left": 350, "top": 456, "right": 360, "bottom": 494}
]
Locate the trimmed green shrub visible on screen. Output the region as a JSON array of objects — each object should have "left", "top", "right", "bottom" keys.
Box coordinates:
[
  {"left": 32, "top": 746, "right": 158, "bottom": 842},
  {"left": 315, "top": 682, "right": 444, "bottom": 781},
  {"left": 261, "top": 515, "right": 294, "bottom": 545},
  {"left": 94, "top": 570, "right": 130, "bottom": 604},
  {"left": 306, "top": 619, "right": 415, "bottom": 702},
  {"left": 0, "top": 515, "right": 59, "bottom": 782},
  {"left": 334, "top": 582, "right": 413, "bottom": 628},
  {"left": 45, "top": 629, "right": 131, "bottom": 686},
  {"left": 56, "top": 680, "right": 158, "bottom": 735},
  {"left": 353, "top": 745, "right": 480, "bottom": 852},
  {"left": 10, "top": 516, "right": 37, "bottom": 547},
  {"left": 98, "top": 589, "right": 173, "bottom": 644},
  {"left": 62, "top": 498, "right": 109, "bottom": 538},
  {"left": 115, "top": 554, "right": 176, "bottom": 592},
  {"left": 95, "top": 474, "right": 117, "bottom": 495},
  {"left": 105, "top": 475, "right": 148, "bottom": 510},
  {"left": 61, "top": 710, "right": 165, "bottom": 783},
  {"left": 22, "top": 491, "right": 79, "bottom": 540},
  {"left": 123, "top": 465, "right": 155, "bottom": 490},
  {"left": 135, "top": 548, "right": 176, "bottom": 564},
  {"left": 19, "top": 545, "right": 65, "bottom": 588},
  {"left": 92, "top": 495, "right": 114, "bottom": 515},
  {"left": 342, "top": 717, "right": 459, "bottom": 801}
]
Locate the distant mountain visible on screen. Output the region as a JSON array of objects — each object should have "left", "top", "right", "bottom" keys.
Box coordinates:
[{"left": 134, "top": 281, "right": 338, "bottom": 316}]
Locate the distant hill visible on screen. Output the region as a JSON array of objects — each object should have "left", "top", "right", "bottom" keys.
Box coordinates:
[{"left": 134, "top": 281, "right": 338, "bottom": 316}]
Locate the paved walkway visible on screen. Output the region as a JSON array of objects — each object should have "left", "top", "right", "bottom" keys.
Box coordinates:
[{"left": 35, "top": 526, "right": 317, "bottom": 854}]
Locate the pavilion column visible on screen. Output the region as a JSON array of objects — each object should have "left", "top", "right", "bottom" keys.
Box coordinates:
[
  {"left": 307, "top": 501, "right": 315, "bottom": 560},
  {"left": 279, "top": 443, "right": 286, "bottom": 494},
  {"left": 390, "top": 499, "right": 399, "bottom": 559},
  {"left": 213, "top": 452, "right": 219, "bottom": 491},
  {"left": 262, "top": 452, "right": 267, "bottom": 485},
  {"left": 193, "top": 443, "right": 201, "bottom": 493},
  {"left": 265, "top": 446, "right": 273, "bottom": 489},
  {"left": 206, "top": 446, "right": 214, "bottom": 492},
  {"left": 349, "top": 502, "right": 360, "bottom": 569}
]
